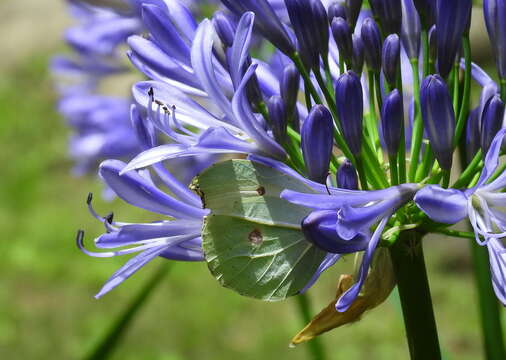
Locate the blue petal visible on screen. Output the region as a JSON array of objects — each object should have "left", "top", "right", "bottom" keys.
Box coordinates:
[
  {"left": 99, "top": 159, "right": 206, "bottom": 219},
  {"left": 487, "top": 238, "right": 506, "bottom": 306},
  {"left": 299, "top": 253, "right": 341, "bottom": 294},
  {"left": 335, "top": 216, "right": 389, "bottom": 312},
  {"left": 414, "top": 185, "right": 468, "bottom": 224}
]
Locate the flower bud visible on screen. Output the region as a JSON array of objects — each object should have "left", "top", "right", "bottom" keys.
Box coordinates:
[
  {"left": 436, "top": 0, "right": 472, "bottom": 78},
  {"left": 381, "top": 89, "right": 404, "bottom": 155},
  {"left": 301, "top": 105, "right": 334, "bottom": 183},
  {"left": 335, "top": 71, "right": 364, "bottom": 156},
  {"left": 361, "top": 18, "right": 382, "bottom": 72},
  {"left": 345, "top": 0, "right": 363, "bottom": 29},
  {"left": 286, "top": 0, "right": 329, "bottom": 69},
  {"left": 484, "top": 0, "right": 506, "bottom": 79},
  {"left": 301, "top": 210, "right": 369, "bottom": 253},
  {"left": 212, "top": 11, "right": 236, "bottom": 48},
  {"left": 369, "top": 0, "right": 402, "bottom": 35},
  {"left": 481, "top": 95, "right": 505, "bottom": 155},
  {"left": 280, "top": 64, "right": 301, "bottom": 130},
  {"left": 311, "top": 0, "right": 330, "bottom": 58},
  {"left": 332, "top": 17, "right": 353, "bottom": 66},
  {"left": 401, "top": 0, "right": 421, "bottom": 60},
  {"left": 267, "top": 95, "right": 288, "bottom": 144},
  {"left": 328, "top": 2, "right": 347, "bottom": 23},
  {"left": 280, "top": 64, "right": 300, "bottom": 110},
  {"left": 337, "top": 159, "right": 359, "bottom": 189},
  {"left": 420, "top": 75, "right": 455, "bottom": 170},
  {"left": 382, "top": 34, "right": 400, "bottom": 87},
  {"left": 351, "top": 34, "right": 364, "bottom": 74}
]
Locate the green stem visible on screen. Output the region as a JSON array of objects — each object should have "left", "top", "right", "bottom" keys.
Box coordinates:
[
  {"left": 290, "top": 53, "right": 323, "bottom": 105},
  {"left": 470, "top": 240, "right": 506, "bottom": 360},
  {"left": 389, "top": 231, "right": 441, "bottom": 360},
  {"left": 356, "top": 155, "right": 370, "bottom": 190},
  {"left": 84, "top": 263, "right": 170, "bottom": 360},
  {"left": 501, "top": 78, "right": 506, "bottom": 102},
  {"left": 454, "top": 36, "right": 472, "bottom": 148},
  {"left": 408, "top": 59, "right": 422, "bottom": 182},
  {"left": 366, "top": 69, "right": 380, "bottom": 152},
  {"left": 431, "top": 228, "right": 475, "bottom": 239},
  {"left": 452, "top": 150, "right": 483, "bottom": 188},
  {"left": 415, "top": 143, "right": 434, "bottom": 182},
  {"left": 389, "top": 154, "right": 399, "bottom": 185},
  {"left": 295, "top": 294, "right": 326, "bottom": 360},
  {"left": 422, "top": 30, "right": 430, "bottom": 77}
]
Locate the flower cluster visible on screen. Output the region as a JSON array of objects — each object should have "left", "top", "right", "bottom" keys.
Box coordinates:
[{"left": 70, "top": 0, "right": 506, "bottom": 318}]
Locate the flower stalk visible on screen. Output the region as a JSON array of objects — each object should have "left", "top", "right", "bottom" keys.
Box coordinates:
[{"left": 389, "top": 230, "right": 441, "bottom": 360}]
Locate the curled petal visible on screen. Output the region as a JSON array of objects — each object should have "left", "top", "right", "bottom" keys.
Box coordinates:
[{"left": 335, "top": 216, "right": 389, "bottom": 312}]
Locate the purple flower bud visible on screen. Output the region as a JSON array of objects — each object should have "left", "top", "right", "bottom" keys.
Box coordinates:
[
  {"left": 328, "top": 2, "right": 347, "bottom": 23},
  {"left": 401, "top": 0, "right": 421, "bottom": 60},
  {"left": 420, "top": 75, "right": 455, "bottom": 170},
  {"left": 285, "top": 0, "right": 329, "bottom": 69},
  {"left": 221, "top": 0, "right": 294, "bottom": 55},
  {"left": 481, "top": 95, "right": 505, "bottom": 155},
  {"left": 332, "top": 17, "right": 353, "bottom": 65},
  {"left": 381, "top": 89, "right": 404, "bottom": 155},
  {"left": 335, "top": 71, "right": 364, "bottom": 156},
  {"left": 301, "top": 105, "right": 334, "bottom": 183},
  {"left": 484, "top": 0, "right": 506, "bottom": 79},
  {"left": 465, "top": 107, "right": 481, "bottom": 163},
  {"left": 369, "top": 0, "right": 402, "bottom": 35},
  {"left": 280, "top": 63, "right": 300, "bottom": 129},
  {"left": 436, "top": 0, "right": 472, "bottom": 78},
  {"left": 212, "top": 11, "right": 236, "bottom": 48},
  {"left": 345, "top": 0, "right": 363, "bottom": 28},
  {"left": 351, "top": 34, "right": 365, "bottom": 74},
  {"left": 361, "top": 18, "right": 382, "bottom": 72},
  {"left": 337, "top": 159, "right": 359, "bottom": 189},
  {"left": 382, "top": 34, "right": 400, "bottom": 86},
  {"left": 301, "top": 210, "right": 369, "bottom": 253},
  {"left": 311, "top": 0, "right": 331, "bottom": 57},
  {"left": 267, "top": 95, "right": 288, "bottom": 143},
  {"left": 413, "top": 0, "right": 435, "bottom": 29}
]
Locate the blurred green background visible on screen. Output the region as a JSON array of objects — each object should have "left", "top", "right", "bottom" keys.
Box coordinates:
[{"left": 0, "top": 1, "right": 503, "bottom": 359}]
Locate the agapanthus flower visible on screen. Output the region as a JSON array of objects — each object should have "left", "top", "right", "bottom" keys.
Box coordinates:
[{"left": 70, "top": 3, "right": 506, "bottom": 350}]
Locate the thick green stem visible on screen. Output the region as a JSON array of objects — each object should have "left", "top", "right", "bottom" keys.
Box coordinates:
[
  {"left": 389, "top": 231, "right": 441, "bottom": 360},
  {"left": 84, "top": 263, "right": 170, "bottom": 360},
  {"left": 295, "top": 294, "right": 326, "bottom": 360}
]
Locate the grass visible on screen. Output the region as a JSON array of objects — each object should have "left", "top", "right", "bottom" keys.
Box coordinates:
[{"left": 0, "top": 53, "right": 504, "bottom": 360}]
